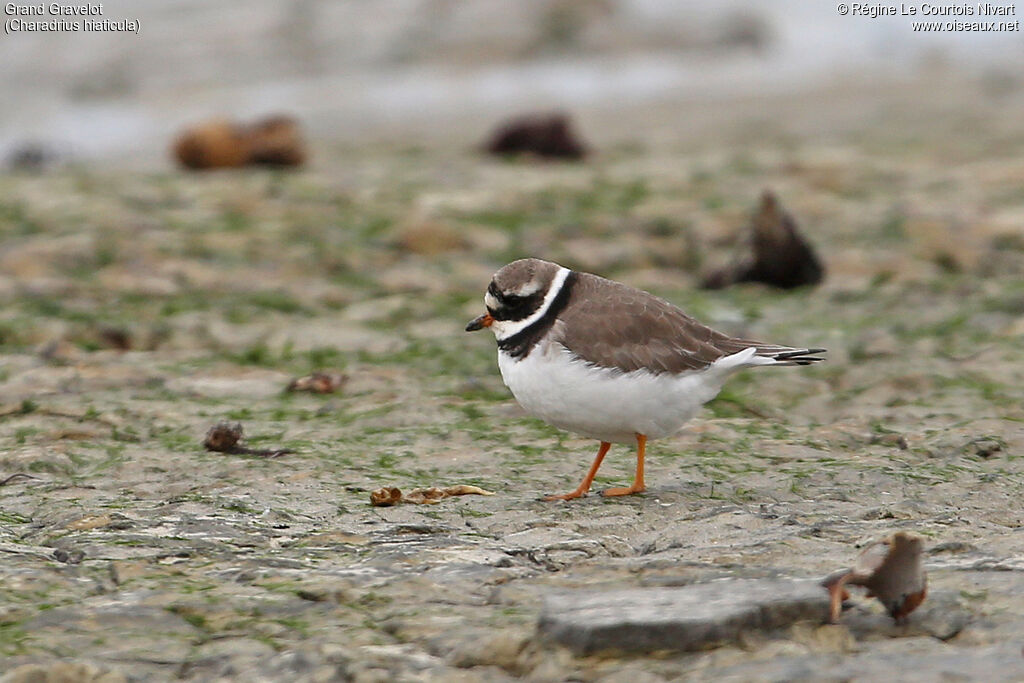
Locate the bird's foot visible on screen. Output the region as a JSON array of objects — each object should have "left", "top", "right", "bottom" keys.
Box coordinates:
[
  {"left": 542, "top": 489, "right": 589, "bottom": 501},
  {"left": 600, "top": 484, "right": 646, "bottom": 497}
]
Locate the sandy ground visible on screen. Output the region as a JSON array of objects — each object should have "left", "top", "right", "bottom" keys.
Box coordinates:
[{"left": 1, "top": 72, "right": 1024, "bottom": 680}]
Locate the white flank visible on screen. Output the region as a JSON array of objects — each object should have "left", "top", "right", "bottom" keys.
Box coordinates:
[
  {"left": 498, "top": 341, "right": 768, "bottom": 444},
  {"left": 490, "top": 266, "right": 572, "bottom": 340}
]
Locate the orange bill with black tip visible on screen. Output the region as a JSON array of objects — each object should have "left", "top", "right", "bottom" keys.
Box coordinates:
[{"left": 465, "top": 312, "right": 494, "bottom": 332}]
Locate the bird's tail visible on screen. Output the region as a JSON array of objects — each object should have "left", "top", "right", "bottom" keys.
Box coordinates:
[{"left": 761, "top": 347, "right": 827, "bottom": 366}]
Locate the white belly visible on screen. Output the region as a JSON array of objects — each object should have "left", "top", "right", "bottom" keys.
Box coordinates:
[{"left": 497, "top": 341, "right": 736, "bottom": 444}]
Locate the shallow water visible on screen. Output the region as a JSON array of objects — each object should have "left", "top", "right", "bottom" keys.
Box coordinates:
[{"left": 2, "top": 0, "right": 1021, "bottom": 162}]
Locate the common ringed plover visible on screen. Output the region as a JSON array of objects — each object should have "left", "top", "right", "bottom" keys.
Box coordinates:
[{"left": 466, "top": 258, "right": 825, "bottom": 500}]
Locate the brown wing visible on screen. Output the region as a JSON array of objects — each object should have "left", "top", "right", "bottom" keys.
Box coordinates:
[{"left": 554, "top": 272, "right": 821, "bottom": 374}]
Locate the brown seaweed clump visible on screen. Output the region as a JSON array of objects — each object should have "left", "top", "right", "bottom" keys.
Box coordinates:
[
  {"left": 246, "top": 115, "right": 307, "bottom": 167},
  {"left": 369, "top": 485, "right": 495, "bottom": 506},
  {"left": 5, "top": 142, "right": 62, "bottom": 172},
  {"left": 172, "top": 115, "right": 306, "bottom": 170},
  {"left": 202, "top": 421, "right": 291, "bottom": 457},
  {"left": 203, "top": 421, "right": 244, "bottom": 452},
  {"left": 286, "top": 372, "right": 348, "bottom": 394},
  {"left": 484, "top": 112, "right": 588, "bottom": 160},
  {"left": 97, "top": 326, "right": 133, "bottom": 351},
  {"left": 701, "top": 190, "right": 824, "bottom": 290},
  {"left": 172, "top": 119, "right": 251, "bottom": 170},
  {"left": 822, "top": 531, "right": 928, "bottom": 624}
]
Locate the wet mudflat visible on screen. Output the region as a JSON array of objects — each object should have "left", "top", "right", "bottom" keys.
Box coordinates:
[{"left": 2, "top": 75, "right": 1024, "bottom": 681}]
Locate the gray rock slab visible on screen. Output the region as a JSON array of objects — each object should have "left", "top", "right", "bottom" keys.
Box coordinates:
[
  {"left": 708, "top": 643, "right": 1024, "bottom": 683},
  {"left": 538, "top": 578, "right": 829, "bottom": 655}
]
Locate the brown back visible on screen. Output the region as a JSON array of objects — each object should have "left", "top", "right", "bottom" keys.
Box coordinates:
[{"left": 554, "top": 272, "right": 792, "bottom": 374}]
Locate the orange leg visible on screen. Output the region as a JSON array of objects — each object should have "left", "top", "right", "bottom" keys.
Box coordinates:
[
  {"left": 822, "top": 573, "right": 852, "bottom": 624},
  {"left": 601, "top": 433, "right": 647, "bottom": 497},
  {"left": 544, "top": 441, "right": 611, "bottom": 501}
]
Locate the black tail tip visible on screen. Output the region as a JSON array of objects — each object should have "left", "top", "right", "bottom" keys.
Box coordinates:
[{"left": 775, "top": 348, "right": 826, "bottom": 364}]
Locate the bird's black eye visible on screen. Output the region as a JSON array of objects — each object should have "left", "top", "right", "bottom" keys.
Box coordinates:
[
  {"left": 487, "top": 285, "right": 543, "bottom": 322},
  {"left": 488, "top": 282, "right": 525, "bottom": 307}
]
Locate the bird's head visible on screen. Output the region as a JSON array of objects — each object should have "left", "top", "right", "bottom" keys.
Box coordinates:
[{"left": 466, "top": 258, "right": 564, "bottom": 339}]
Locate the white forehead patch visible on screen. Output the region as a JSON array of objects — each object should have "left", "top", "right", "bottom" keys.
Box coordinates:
[
  {"left": 509, "top": 280, "right": 541, "bottom": 297},
  {"left": 484, "top": 291, "right": 499, "bottom": 309}
]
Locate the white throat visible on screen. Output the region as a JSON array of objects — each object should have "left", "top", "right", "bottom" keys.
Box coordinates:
[{"left": 491, "top": 267, "right": 571, "bottom": 341}]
